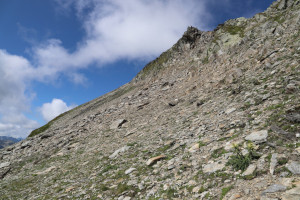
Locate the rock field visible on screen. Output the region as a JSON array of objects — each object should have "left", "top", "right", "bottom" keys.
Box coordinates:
[{"left": 0, "top": 0, "right": 300, "bottom": 199}]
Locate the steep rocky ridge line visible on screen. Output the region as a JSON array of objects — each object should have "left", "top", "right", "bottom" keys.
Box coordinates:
[{"left": 0, "top": 0, "right": 300, "bottom": 199}]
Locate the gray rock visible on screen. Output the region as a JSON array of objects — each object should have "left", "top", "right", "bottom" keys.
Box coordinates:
[
  {"left": 277, "top": 0, "right": 289, "bottom": 10},
  {"left": 257, "top": 154, "right": 267, "bottom": 170},
  {"left": 0, "top": 162, "right": 10, "bottom": 169},
  {"left": 109, "top": 146, "right": 130, "bottom": 159},
  {"left": 262, "top": 184, "right": 287, "bottom": 195},
  {"left": 125, "top": 168, "right": 136, "bottom": 175},
  {"left": 286, "top": 161, "right": 300, "bottom": 174},
  {"left": 225, "top": 107, "right": 236, "bottom": 114},
  {"left": 118, "top": 196, "right": 123, "bottom": 200},
  {"left": 286, "top": 83, "right": 297, "bottom": 93},
  {"left": 242, "top": 164, "right": 256, "bottom": 176},
  {"left": 280, "top": 172, "right": 290, "bottom": 177},
  {"left": 168, "top": 165, "right": 175, "bottom": 170},
  {"left": 110, "top": 119, "right": 127, "bottom": 129},
  {"left": 21, "top": 141, "right": 31, "bottom": 149},
  {"left": 203, "top": 162, "right": 225, "bottom": 173},
  {"left": 262, "top": 93, "right": 271, "bottom": 101},
  {"left": 188, "top": 143, "right": 200, "bottom": 153},
  {"left": 286, "top": 112, "right": 300, "bottom": 123},
  {"left": 245, "top": 130, "right": 268, "bottom": 143},
  {"left": 0, "top": 167, "right": 11, "bottom": 179},
  {"left": 168, "top": 99, "right": 179, "bottom": 107},
  {"left": 281, "top": 186, "right": 300, "bottom": 200},
  {"left": 270, "top": 153, "right": 278, "bottom": 175}
]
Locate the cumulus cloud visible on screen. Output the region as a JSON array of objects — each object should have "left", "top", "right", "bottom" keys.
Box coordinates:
[
  {"left": 0, "top": 0, "right": 210, "bottom": 137},
  {"left": 40, "top": 99, "right": 76, "bottom": 122},
  {"left": 0, "top": 50, "right": 39, "bottom": 138},
  {"left": 36, "top": 0, "right": 209, "bottom": 68}
]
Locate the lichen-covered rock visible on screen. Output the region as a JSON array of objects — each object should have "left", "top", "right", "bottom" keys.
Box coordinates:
[{"left": 245, "top": 130, "right": 268, "bottom": 143}]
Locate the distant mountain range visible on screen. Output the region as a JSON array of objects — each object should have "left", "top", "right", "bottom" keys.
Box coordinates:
[{"left": 0, "top": 136, "right": 22, "bottom": 149}]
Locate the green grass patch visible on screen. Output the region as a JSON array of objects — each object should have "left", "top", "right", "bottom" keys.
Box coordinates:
[
  {"left": 28, "top": 109, "right": 71, "bottom": 137},
  {"left": 226, "top": 143, "right": 260, "bottom": 171},
  {"left": 211, "top": 148, "right": 228, "bottom": 159},
  {"left": 265, "top": 103, "right": 284, "bottom": 111},
  {"left": 100, "top": 164, "right": 118, "bottom": 174},
  {"left": 112, "top": 183, "right": 139, "bottom": 197},
  {"left": 220, "top": 185, "right": 233, "bottom": 200},
  {"left": 137, "top": 50, "right": 171, "bottom": 80},
  {"left": 223, "top": 25, "right": 245, "bottom": 37}
]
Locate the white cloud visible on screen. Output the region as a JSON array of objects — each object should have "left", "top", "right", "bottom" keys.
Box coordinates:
[
  {"left": 0, "top": 50, "right": 39, "bottom": 138},
  {"left": 35, "top": 0, "right": 209, "bottom": 69},
  {"left": 0, "top": 116, "right": 39, "bottom": 138},
  {"left": 40, "top": 99, "right": 76, "bottom": 122}
]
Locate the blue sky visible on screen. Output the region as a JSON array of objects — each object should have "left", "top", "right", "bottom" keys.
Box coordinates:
[{"left": 0, "top": 0, "right": 275, "bottom": 138}]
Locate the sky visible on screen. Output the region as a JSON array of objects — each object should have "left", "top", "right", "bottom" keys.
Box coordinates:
[{"left": 0, "top": 0, "right": 275, "bottom": 138}]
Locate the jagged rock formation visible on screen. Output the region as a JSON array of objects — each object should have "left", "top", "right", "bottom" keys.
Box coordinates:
[{"left": 0, "top": 0, "right": 300, "bottom": 199}]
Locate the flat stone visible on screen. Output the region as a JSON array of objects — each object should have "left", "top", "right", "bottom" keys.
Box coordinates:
[
  {"left": 257, "top": 154, "right": 267, "bottom": 170},
  {"left": 192, "top": 186, "right": 200, "bottom": 193},
  {"left": 0, "top": 162, "right": 10, "bottom": 169},
  {"left": 225, "top": 107, "right": 236, "bottom": 114},
  {"left": 109, "top": 146, "right": 130, "bottom": 159},
  {"left": 281, "top": 187, "right": 300, "bottom": 200},
  {"left": 270, "top": 153, "right": 278, "bottom": 175},
  {"left": 21, "top": 141, "right": 31, "bottom": 148},
  {"left": 168, "top": 165, "right": 175, "bottom": 170},
  {"left": 203, "top": 162, "right": 225, "bottom": 173},
  {"left": 286, "top": 161, "right": 300, "bottom": 174},
  {"left": 242, "top": 164, "right": 256, "bottom": 176},
  {"left": 262, "top": 184, "right": 287, "bottom": 195},
  {"left": 125, "top": 168, "right": 136, "bottom": 175},
  {"left": 245, "top": 130, "right": 268, "bottom": 143},
  {"left": 35, "top": 166, "right": 57, "bottom": 175},
  {"left": 280, "top": 178, "right": 293, "bottom": 187},
  {"left": 146, "top": 155, "right": 166, "bottom": 166},
  {"left": 110, "top": 119, "right": 127, "bottom": 129},
  {"left": 188, "top": 143, "right": 200, "bottom": 153}
]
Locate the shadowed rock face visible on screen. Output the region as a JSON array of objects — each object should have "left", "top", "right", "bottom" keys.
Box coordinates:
[{"left": 1, "top": 0, "right": 300, "bottom": 199}]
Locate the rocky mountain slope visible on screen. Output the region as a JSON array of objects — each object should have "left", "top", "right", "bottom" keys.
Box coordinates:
[{"left": 0, "top": 0, "right": 300, "bottom": 199}]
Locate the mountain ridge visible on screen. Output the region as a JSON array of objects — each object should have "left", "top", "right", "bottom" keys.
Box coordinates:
[{"left": 1, "top": 0, "right": 300, "bottom": 199}]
